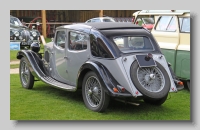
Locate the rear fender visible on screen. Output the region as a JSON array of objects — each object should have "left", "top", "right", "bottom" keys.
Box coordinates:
[{"left": 77, "top": 61, "right": 132, "bottom": 97}]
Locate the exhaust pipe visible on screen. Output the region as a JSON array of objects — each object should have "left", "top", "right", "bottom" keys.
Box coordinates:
[{"left": 114, "top": 98, "right": 140, "bottom": 106}]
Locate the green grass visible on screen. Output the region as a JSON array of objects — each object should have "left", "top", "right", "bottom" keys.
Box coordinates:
[
  {"left": 10, "top": 64, "right": 19, "bottom": 69},
  {"left": 10, "top": 74, "right": 190, "bottom": 120},
  {"left": 10, "top": 38, "right": 51, "bottom": 61},
  {"left": 10, "top": 50, "right": 19, "bottom": 61}
]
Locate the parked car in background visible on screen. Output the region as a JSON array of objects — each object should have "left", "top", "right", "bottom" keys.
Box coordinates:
[
  {"left": 113, "top": 17, "right": 132, "bottom": 22},
  {"left": 10, "top": 15, "right": 41, "bottom": 49},
  {"left": 132, "top": 10, "right": 190, "bottom": 90},
  {"left": 85, "top": 16, "right": 116, "bottom": 23},
  {"left": 17, "top": 22, "right": 184, "bottom": 112}
]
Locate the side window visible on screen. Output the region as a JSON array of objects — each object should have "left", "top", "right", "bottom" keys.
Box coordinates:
[
  {"left": 155, "top": 16, "right": 176, "bottom": 31},
  {"left": 69, "top": 32, "right": 88, "bottom": 51},
  {"left": 55, "top": 31, "right": 66, "bottom": 48},
  {"left": 92, "top": 19, "right": 101, "bottom": 22},
  {"left": 135, "top": 15, "right": 154, "bottom": 26},
  {"left": 179, "top": 17, "right": 190, "bottom": 33}
]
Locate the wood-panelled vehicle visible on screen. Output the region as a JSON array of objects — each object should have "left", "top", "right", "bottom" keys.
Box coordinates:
[
  {"left": 132, "top": 10, "right": 190, "bottom": 90},
  {"left": 16, "top": 23, "right": 183, "bottom": 112}
]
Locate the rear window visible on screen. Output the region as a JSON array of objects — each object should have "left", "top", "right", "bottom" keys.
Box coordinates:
[{"left": 113, "top": 36, "right": 154, "bottom": 53}]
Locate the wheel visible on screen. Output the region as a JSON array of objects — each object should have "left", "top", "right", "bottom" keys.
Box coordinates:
[
  {"left": 19, "top": 57, "right": 34, "bottom": 89},
  {"left": 82, "top": 71, "right": 110, "bottom": 112},
  {"left": 143, "top": 94, "right": 168, "bottom": 105},
  {"left": 187, "top": 81, "right": 190, "bottom": 91},
  {"left": 130, "top": 61, "right": 170, "bottom": 99}
]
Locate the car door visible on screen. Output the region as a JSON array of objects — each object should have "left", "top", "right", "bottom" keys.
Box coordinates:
[
  {"left": 176, "top": 16, "right": 190, "bottom": 79},
  {"left": 51, "top": 29, "right": 69, "bottom": 84},
  {"left": 151, "top": 15, "right": 179, "bottom": 72},
  {"left": 66, "top": 30, "right": 89, "bottom": 86}
]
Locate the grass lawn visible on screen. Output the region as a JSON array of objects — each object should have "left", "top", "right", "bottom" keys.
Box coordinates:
[
  {"left": 10, "top": 64, "right": 19, "bottom": 69},
  {"left": 10, "top": 74, "right": 191, "bottom": 120}
]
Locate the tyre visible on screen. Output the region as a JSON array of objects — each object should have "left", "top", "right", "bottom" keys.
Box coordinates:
[
  {"left": 187, "top": 81, "right": 190, "bottom": 91},
  {"left": 130, "top": 61, "right": 170, "bottom": 99},
  {"left": 143, "top": 94, "right": 168, "bottom": 105},
  {"left": 82, "top": 71, "right": 110, "bottom": 112},
  {"left": 19, "top": 57, "right": 34, "bottom": 89}
]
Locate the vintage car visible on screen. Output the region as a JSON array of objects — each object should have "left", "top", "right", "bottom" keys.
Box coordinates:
[
  {"left": 10, "top": 15, "right": 41, "bottom": 49},
  {"left": 16, "top": 22, "right": 183, "bottom": 112}
]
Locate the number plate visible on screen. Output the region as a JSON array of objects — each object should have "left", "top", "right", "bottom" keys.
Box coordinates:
[{"left": 135, "top": 55, "right": 156, "bottom": 67}]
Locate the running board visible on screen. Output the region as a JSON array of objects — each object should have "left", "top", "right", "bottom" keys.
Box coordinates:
[{"left": 39, "top": 76, "right": 77, "bottom": 92}]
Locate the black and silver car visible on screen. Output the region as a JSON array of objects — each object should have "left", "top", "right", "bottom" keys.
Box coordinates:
[
  {"left": 16, "top": 22, "right": 183, "bottom": 112},
  {"left": 10, "top": 15, "right": 40, "bottom": 49}
]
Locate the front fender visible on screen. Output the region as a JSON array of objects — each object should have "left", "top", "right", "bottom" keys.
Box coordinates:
[
  {"left": 77, "top": 61, "right": 132, "bottom": 97},
  {"left": 17, "top": 50, "right": 49, "bottom": 79}
]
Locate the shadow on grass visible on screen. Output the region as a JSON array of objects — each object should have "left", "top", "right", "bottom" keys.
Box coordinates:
[
  {"left": 31, "top": 81, "right": 174, "bottom": 115},
  {"left": 32, "top": 82, "right": 83, "bottom": 103}
]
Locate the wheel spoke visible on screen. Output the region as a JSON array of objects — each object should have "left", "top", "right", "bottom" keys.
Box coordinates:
[
  {"left": 137, "top": 66, "right": 165, "bottom": 92},
  {"left": 20, "top": 61, "right": 30, "bottom": 85},
  {"left": 85, "top": 76, "right": 102, "bottom": 107}
]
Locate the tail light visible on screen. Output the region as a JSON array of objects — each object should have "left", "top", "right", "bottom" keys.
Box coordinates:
[
  {"left": 174, "top": 79, "right": 184, "bottom": 86},
  {"left": 117, "top": 85, "right": 125, "bottom": 92},
  {"left": 113, "top": 87, "right": 119, "bottom": 93}
]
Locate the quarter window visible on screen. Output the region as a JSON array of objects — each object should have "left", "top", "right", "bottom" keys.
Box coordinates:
[
  {"left": 155, "top": 16, "right": 176, "bottom": 31},
  {"left": 90, "top": 34, "right": 113, "bottom": 58},
  {"left": 69, "top": 32, "right": 88, "bottom": 51},
  {"left": 55, "top": 31, "right": 66, "bottom": 48},
  {"left": 179, "top": 17, "right": 190, "bottom": 33}
]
